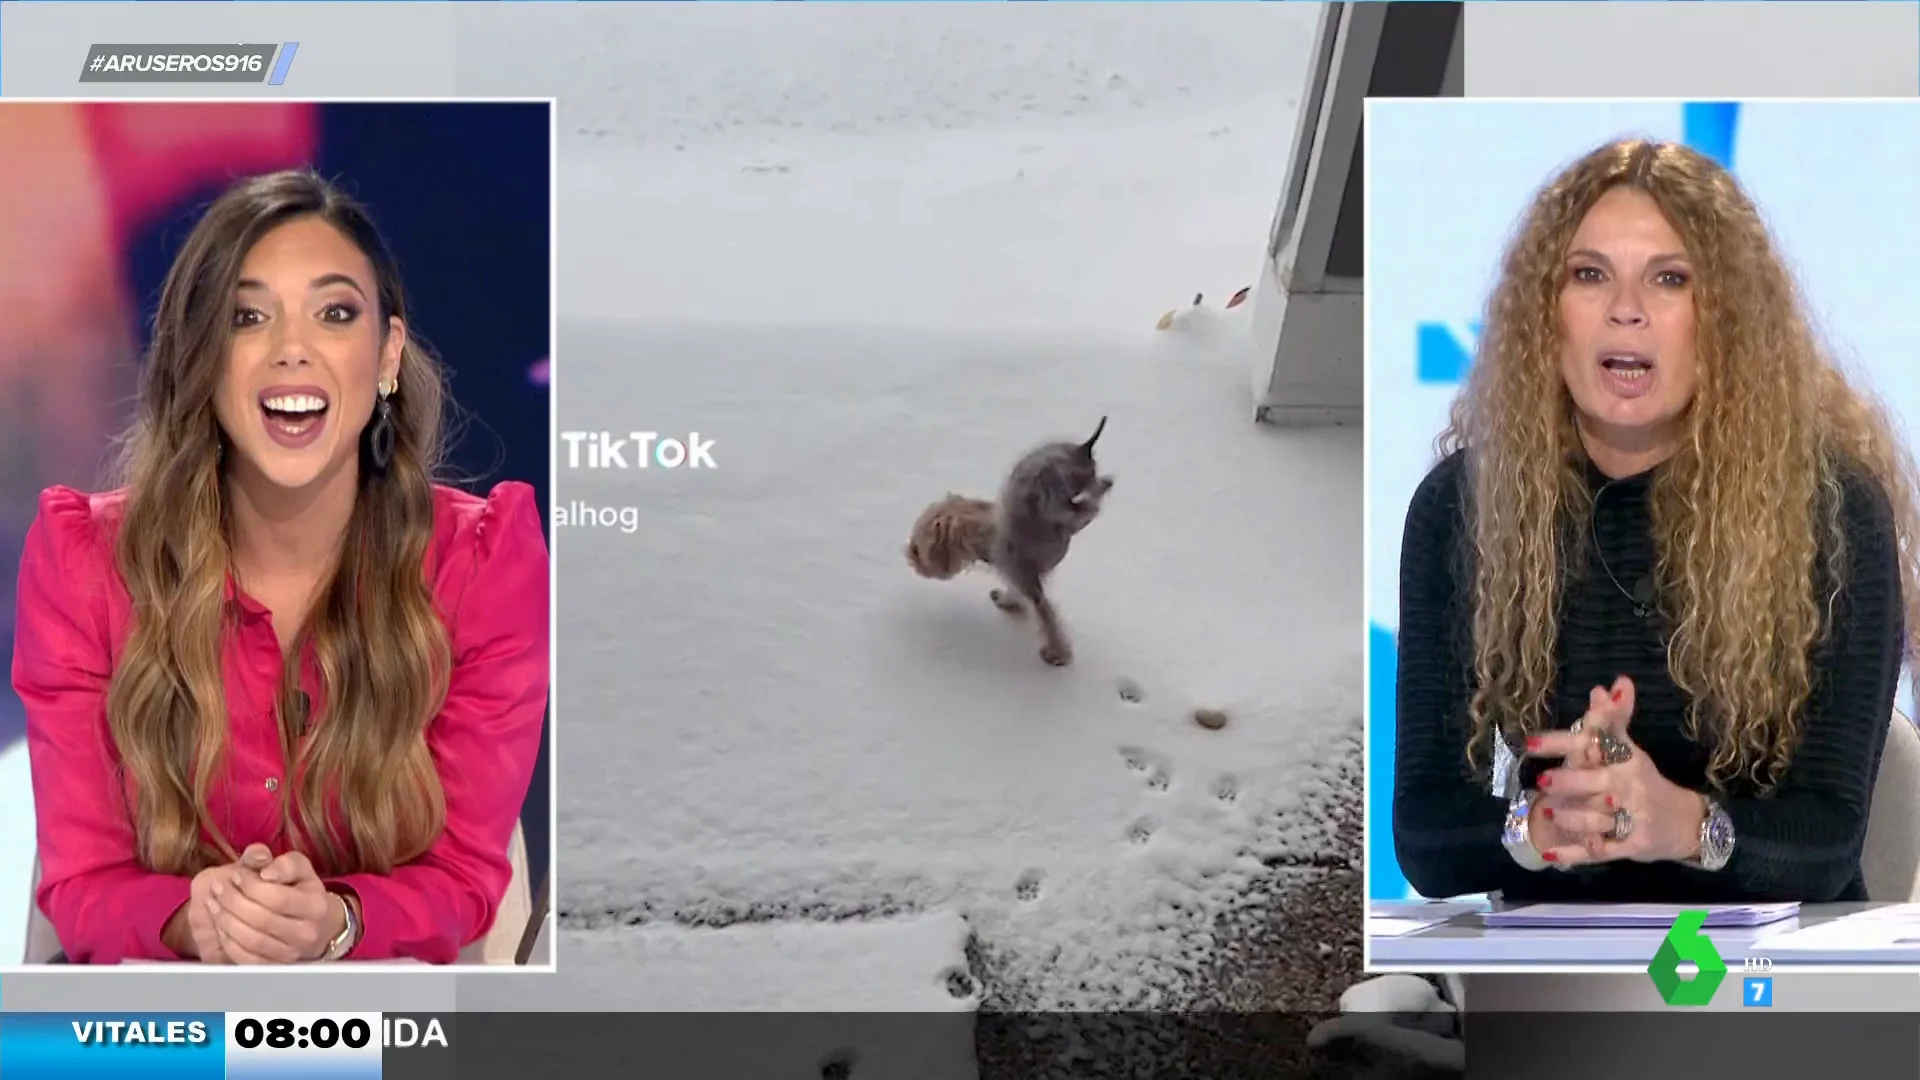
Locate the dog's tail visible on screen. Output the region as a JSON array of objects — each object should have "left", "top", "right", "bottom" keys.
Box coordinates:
[{"left": 1080, "top": 415, "right": 1108, "bottom": 458}]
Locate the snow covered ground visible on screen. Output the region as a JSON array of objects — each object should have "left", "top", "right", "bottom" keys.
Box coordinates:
[
  {"left": 462, "top": 2, "right": 1322, "bottom": 331},
  {"left": 456, "top": 3, "right": 1357, "bottom": 1015},
  {"left": 559, "top": 912, "right": 978, "bottom": 1013}
]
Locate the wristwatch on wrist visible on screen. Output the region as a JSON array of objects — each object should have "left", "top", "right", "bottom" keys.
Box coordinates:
[
  {"left": 1685, "top": 797, "right": 1736, "bottom": 872},
  {"left": 1502, "top": 791, "right": 1551, "bottom": 871},
  {"left": 318, "top": 891, "right": 359, "bottom": 962}
]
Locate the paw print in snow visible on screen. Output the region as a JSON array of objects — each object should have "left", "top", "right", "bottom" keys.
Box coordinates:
[
  {"left": 940, "top": 966, "right": 979, "bottom": 1000},
  {"left": 1015, "top": 869, "right": 1045, "bottom": 902}
]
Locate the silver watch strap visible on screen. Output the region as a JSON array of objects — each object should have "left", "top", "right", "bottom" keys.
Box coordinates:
[
  {"left": 321, "top": 892, "right": 357, "bottom": 961},
  {"left": 1503, "top": 793, "right": 1550, "bottom": 871}
]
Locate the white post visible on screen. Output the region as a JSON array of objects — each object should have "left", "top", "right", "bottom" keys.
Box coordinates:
[
  {"left": 1249, "top": 2, "right": 1462, "bottom": 427},
  {"left": 1248, "top": 2, "right": 1374, "bottom": 427}
]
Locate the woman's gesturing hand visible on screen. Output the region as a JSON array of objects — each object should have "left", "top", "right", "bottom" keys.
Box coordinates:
[{"left": 1522, "top": 676, "right": 1707, "bottom": 867}]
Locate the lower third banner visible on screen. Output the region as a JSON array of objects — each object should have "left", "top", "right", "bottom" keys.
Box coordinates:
[
  {"left": 0, "top": 1013, "right": 225, "bottom": 1079},
  {"left": 0, "top": 1011, "right": 383, "bottom": 1079}
]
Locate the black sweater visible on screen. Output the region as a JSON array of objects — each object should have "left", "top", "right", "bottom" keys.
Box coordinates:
[{"left": 1393, "top": 451, "right": 1903, "bottom": 903}]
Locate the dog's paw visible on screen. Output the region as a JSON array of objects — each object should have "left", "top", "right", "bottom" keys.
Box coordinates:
[
  {"left": 1040, "top": 641, "right": 1073, "bottom": 667},
  {"left": 990, "top": 588, "right": 1025, "bottom": 615}
]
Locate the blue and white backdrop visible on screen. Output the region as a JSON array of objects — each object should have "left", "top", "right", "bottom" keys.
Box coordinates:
[{"left": 1367, "top": 100, "right": 1920, "bottom": 900}]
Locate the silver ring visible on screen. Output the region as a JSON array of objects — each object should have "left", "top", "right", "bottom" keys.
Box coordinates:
[
  {"left": 1569, "top": 718, "right": 1584, "bottom": 736},
  {"left": 1595, "top": 730, "right": 1633, "bottom": 765},
  {"left": 1606, "top": 807, "right": 1634, "bottom": 841}
]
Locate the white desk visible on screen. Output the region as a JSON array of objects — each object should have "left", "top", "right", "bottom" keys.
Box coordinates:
[{"left": 1369, "top": 901, "right": 1920, "bottom": 970}]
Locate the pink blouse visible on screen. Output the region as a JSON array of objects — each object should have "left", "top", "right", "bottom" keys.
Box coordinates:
[{"left": 12, "top": 482, "right": 550, "bottom": 964}]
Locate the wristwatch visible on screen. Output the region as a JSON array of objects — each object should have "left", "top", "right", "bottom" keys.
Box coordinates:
[
  {"left": 1686, "top": 797, "right": 1736, "bottom": 872},
  {"left": 318, "top": 891, "right": 359, "bottom": 962},
  {"left": 1502, "top": 792, "right": 1551, "bottom": 871}
]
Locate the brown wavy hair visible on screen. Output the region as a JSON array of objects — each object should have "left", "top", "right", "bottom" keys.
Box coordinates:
[
  {"left": 1441, "top": 138, "right": 1920, "bottom": 792},
  {"left": 106, "top": 169, "right": 451, "bottom": 876}
]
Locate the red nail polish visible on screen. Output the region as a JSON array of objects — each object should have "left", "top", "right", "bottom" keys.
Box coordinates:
[
  {"left": 1542, "top": 851, "right": 1559, "bottom": 862},
  {"left": 1539, "top": 774, "right": 1552, "bottom": 790},
  {"left": 1605, "top": 796, "right": 1615, "bottom": 808},
  {"left": 1542, "top": 807, "right": 1554, "bottom": 820},
  {"left": 1526, "top": 737, "right": 1543, "bottom": 751},
  {"left": 1611, "top": 689, "right": 1623, "bottom": 703}
]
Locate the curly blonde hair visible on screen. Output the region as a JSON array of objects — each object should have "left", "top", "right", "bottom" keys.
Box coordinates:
[{"left": 1441, "top": 138, "right": 1920, "bottom": 792}]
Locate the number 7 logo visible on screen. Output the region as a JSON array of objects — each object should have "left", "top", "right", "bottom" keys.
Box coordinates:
[{"left": 1745, "top": 977, "right": 1773, "bottom": 1007}]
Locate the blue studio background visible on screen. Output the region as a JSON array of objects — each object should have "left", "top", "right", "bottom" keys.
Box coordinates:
[
  {"left": 1367, "top": 100, "right": 1920, "bottom": 900},
  {"left": 0, "top": 101, "right": 551, "bottom": 958}
]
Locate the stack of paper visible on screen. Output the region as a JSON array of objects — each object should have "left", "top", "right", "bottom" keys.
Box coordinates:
[
  {"left": 1367, "top": 899, "right": 1490, "bottom": 938},
  {"left": 1759, "top": 904, "right": 1920, "bottom": 955},
  {"left": 1483, "top": 902, "right": 1801, "bottom": 929},
  {"left": 1368, "top": 915, "right": 1454, "bottom": 938}
]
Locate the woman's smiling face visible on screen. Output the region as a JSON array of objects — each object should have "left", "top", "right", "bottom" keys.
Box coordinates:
[{"left": 214, "top": 215, "right": 403, "bottom": 491}]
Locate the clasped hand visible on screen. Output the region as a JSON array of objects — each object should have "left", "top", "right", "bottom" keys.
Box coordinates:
[
  {"left": 1520, "top": 676, "right": 1706, "bottom": 867},
  {"left": 186, "top": 844, "right": 342, "bottom": 964}
]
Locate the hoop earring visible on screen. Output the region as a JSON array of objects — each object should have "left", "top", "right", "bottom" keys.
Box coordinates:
[{"left": 367, "top": 380, "right": 397, "bottom": 472}]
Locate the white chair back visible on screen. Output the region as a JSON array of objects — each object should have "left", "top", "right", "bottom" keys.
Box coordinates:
[
  {"left": 23, "top": 856, "right": 60, "bottom": 963},
  {"left": 459, "top": 819, "right": 533, "bottom": 964},
  {"left": 1863, "top": 709, "right": 1920, "bottom": 901},
  {"left": 525, "top": 907, "right": 553, "bottom": 966},
  {"left": 25, "top": 819, "right": 536, "bottom": 964}
]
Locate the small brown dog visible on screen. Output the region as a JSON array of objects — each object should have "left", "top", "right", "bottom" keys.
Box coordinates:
[{"left": 905, "top": 417, "right": 1113, "bottom": 666}]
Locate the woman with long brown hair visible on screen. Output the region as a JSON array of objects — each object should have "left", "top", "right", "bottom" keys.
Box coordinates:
[
  {"left": 1394, "top": 139, "right": 1918, "bottom": 902},
  {"left": 13, "top": 169, "right": 549, "bottom": 963}
]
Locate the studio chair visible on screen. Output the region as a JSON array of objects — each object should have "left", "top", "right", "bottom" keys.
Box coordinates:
[
  {"left": 459, "top": 819, "right": 534, "bottom": 965},
  {"left": 1863, "top": 708, "right": 1920, "bottom": 902},
  {"left": 23, "top": 855, "right": 59, "bottom": 963},
  {"left": 515, "top": 872, "right": 551, "bottom": 966}
]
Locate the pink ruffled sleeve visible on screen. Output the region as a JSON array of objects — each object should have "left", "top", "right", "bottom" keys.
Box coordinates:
[
  {"left": 324, "top": 482, "right": 550, "bottom": 962},
  {"left": 14, "top": 486, "right": 194, "bottom": 962}
]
